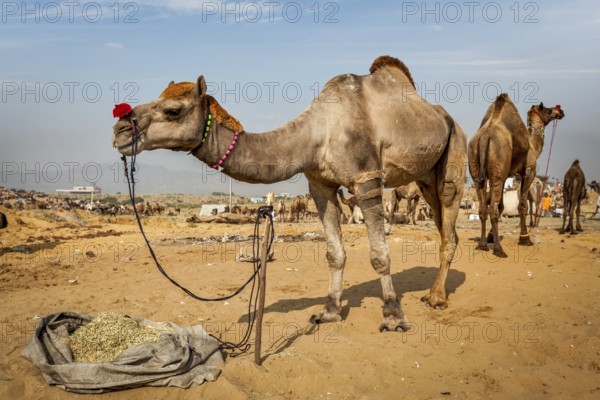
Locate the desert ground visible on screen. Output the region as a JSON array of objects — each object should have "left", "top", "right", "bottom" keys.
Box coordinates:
[{"left": 1, "top": 192, "right": 599, "bottom": 400}]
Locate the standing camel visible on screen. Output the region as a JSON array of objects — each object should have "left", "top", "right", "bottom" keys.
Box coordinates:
[
  {"left": 113, "top": 55, "right": 466, "bottom": 331},
  {"left": 290, "top": 194, "right": 311, "bottom": 222},
  {"left": 560, "top": 160, "right": 586, "bottom": 234},
  {"left": 468, "top": 94, "right": 564, "bottom": 257},
  {"left": 337, "top": 189, "right": 363, "bottom": 223},
  {"left": 387, "top": 182, "right": 422, "bottom": 225},
  {"left": 589, "top": 181, "right": 600, "bottom": 219}
]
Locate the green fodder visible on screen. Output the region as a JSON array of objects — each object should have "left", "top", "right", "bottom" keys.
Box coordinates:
[{"left": 67, "top": 312, "right": 162, "bottom": 362}]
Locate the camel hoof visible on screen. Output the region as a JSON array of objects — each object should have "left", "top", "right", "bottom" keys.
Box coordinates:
[
  {"left": 518, "top": 236, "right": 534, "bottom": 246},
  {"left": 475, "top": 244, "right": 489, "bottom": 252},
  {"left": 379, "top": 319, "right": 410, "bottom": 333},
  {"left": 559, "top": 230, "right": 565, "bottom": 235},
  {"left": 421, "top": 293, "right": 448, "bottom": 310},
  {"left": 576, "top": 227, "right": 583, "bottom": 232},
  {"left": 493, "top": 249, "right": 508, "bottom": 258},
  {"left": 309, "top": 312, "right": 342, "bottom": 325}
]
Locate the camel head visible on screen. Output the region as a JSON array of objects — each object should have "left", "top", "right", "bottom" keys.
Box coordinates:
[
  {"left": 588, "top": 180, "right": 600, "bottom": 194},
  {"left": 112, "top": 76, "right": 243, "bottom": 156},
  {"left": 527, "top": 102, "right": 565, "bottom": 128}
]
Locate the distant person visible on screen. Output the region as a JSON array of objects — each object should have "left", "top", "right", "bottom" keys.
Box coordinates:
[{"left": 541, "top": 193, "right": 552, "bottom": 217}]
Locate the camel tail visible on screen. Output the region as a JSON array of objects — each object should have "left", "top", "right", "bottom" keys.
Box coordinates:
[{"left": 477, "top": 136, "right": 490, "bottom": 184}]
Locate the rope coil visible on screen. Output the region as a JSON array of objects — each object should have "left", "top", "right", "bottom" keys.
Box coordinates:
[{"left": 120, "top": 113, "right": 274, "bottom": 357}]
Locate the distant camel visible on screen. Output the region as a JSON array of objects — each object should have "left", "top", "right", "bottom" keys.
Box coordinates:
[
  {"left": 276, "top": 200, "right": 286, "bottom": 222},
  {"left": 290, "top": 194, "right": 311, "bottom": 222},
  {"left": 0, "top": 212, "right": 7, "bottom": 229},
  {"left": 560, "top": 160, "right": 586, "bottom": 234},
  {"left": 514, "top": 175, "right": 544, "bottom": 227},
  {"left": 388, "top": 182, "right": 422, "bottom": 225},
  {"left": 337, "top": 189, "right": 363, "bottom": 223},
  {"left": 589, "top": 181, "right": 600, "bottom": 219},
  {"left": 468, "top": 94, "right": 564, "bottom": 257}
]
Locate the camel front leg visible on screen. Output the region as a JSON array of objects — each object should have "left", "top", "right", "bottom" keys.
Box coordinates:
[
  {"left": 518, "top": 170, "right": 535, "bottom": 246},
  {"left": 307, "top": 179, "right": 345, "bottom": 324},
  {"left": 353, "top": 172, "right": 408, "bottom": 332}
]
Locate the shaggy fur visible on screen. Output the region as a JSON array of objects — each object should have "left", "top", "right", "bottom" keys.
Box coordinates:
[
  {"left": 208, "top": 97, "right": 244, "bottom": 133},
  {"left": 369, "top": 55, "right": 415, "bottom": 89},
  {"left": 160, "top": 82, "right": 195, "bottom": 99}
]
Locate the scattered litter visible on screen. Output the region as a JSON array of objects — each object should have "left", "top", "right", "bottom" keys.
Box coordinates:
[
  {"left": 414, "top": 361, "right": 420, "bottom": 369},
  {"left": 527, "top": 271, "right": 533, "bottom": 278},
  {"left": 563, "top": 284, "right": 569, "bottom": 288},
  {"left": 33, "top": 315, "right": 41, "bottom": 320},
  {"left": 68, "top": 278, "right": 78, "bottom": 285},
  {"left": 223, "top": 302, "right": 229, "bottom": 306}
]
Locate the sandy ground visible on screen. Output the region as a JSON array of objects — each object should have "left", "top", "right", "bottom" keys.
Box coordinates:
[{"left": 1, "top": 199, "right": 599, "bottom": 400}]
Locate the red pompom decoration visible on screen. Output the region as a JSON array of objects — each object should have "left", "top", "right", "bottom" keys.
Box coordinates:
[
  {"left": 555, "top": 104, "right": 561, "bottom": 109},
  {"left": 113, "top": 103, "right": 133, "bottom": 118}
]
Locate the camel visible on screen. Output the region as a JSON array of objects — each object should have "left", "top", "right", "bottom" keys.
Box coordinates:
[
  {"left": 112, "top": 55, "right": 467, "bottom": 331},
  {"left": 589, "top": 181, "right": 600, "bottom": 219},
  {"left": 276, "top": 200, "right": 286, "bottom": 222},
  {"left": 514, "top": 175, "right": 544, "bottom": 227},
  {"left": 388, "top": 182, "right": 422, "bottom": 225},
  {"left": 468, "top": 94, "right": 564, "bottom": 257},
  {"left": 337, "top": 189, "right": 363, "bottom": 223},
  {"left": 560, "top": 160, "right": 586, "bottom": 234},
  {"left": 290, "top": 194, "right": 311, "bottom": 222}
]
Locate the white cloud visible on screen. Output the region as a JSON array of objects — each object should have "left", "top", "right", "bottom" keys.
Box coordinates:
[{"left": 105, "top": 42, "right": 124, "bottom": 49}]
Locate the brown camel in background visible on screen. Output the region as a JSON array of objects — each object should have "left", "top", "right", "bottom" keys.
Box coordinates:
[
  {"left": 290, "top": 194, "right": 311, "bottom": 222},
  {"left": 514, "top": 175, "right": 544, "bottom": 227},
  {"left": 113, "top": 55, "right": 467, "bottom": 331},
  {"left": 589, "top": 180, "right": 600, "bottom": 219},
  {"left": 0, "top": 212, "right": 7, "bottom": 229},
  {"left": 560, "top": 160, "right": 586, "bottom": 234},
  {"left": 468, "top": 94, "right": 564, "bottom": 257},
  {"left": 387, "top": 182, "right": 422, "bottom": 225}
]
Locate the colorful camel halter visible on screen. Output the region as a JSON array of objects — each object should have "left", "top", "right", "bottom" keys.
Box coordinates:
[
  {"left": 188, "top": 98, "right": 241, "bottom": 170},
  {"left": 112, "top": 102, "right": 274, "bottom": 358},
  {"left": 527, "top": 104, "right": 561, "bottom": 137}
]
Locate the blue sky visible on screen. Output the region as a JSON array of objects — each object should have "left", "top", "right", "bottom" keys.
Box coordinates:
[{"left": 1, "top": 0, "right": 599, "bottom": 194}]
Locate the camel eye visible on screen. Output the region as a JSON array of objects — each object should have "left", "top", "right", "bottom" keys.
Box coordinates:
[{"left": 164, "top": 108, "right": 181, "bottom": 118}]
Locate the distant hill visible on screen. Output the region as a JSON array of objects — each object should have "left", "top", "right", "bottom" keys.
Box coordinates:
[{"left": 0, "top": 162, "right": 309, "bottom": 196}]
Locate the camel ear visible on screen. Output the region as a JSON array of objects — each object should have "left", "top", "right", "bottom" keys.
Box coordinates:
[
  {"left": 539, "top": 102, "right": 544, "bottom": 110},
  {"left": 196, "top": 75, "right": 207, "bottom": 97},
  {"left": 168, "top": 81, "right": 175, "bottom": 87}
]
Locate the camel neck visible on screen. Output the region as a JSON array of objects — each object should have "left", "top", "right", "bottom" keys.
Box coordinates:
[{"left": 196, "top": 111, "right": 320, "bottom": 184}]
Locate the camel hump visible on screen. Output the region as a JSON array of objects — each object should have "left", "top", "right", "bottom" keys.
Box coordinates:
[
  {"left": 491, "top": 93, "right": 510, "bottom": 118},
  {"left": 369, "top": 55, "right": 415, "bottom": 89}
]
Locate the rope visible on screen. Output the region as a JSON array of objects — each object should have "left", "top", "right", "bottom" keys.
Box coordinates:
[
  {"left": 533, "top": 119, "right": 559, "bottom": 228},
  {"left": 119, "top": 113, "right": 274, "bottom": 356}
]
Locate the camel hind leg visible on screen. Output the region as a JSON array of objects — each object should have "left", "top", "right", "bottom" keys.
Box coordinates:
[
  {"left": 306, "top": 179, "right": 346, "bottom": 324},
  {"left": 417, "top": 123, "right": 466, "bottom": 308},
  {"left": 576, "top": 199, "right": 583, "bottom": 232}
]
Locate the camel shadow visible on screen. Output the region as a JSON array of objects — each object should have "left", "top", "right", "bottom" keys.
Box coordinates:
[
  {"left": 239, "top": 266, "right": 466, "bottom": 361},
  {"left": 0, "top": 241, "right": 60, "bottom": 258}
]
